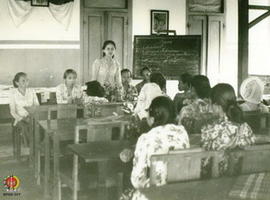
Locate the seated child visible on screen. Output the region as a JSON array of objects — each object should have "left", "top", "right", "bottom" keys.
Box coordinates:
[
  {"left": 120, "top": 96, "right": 190, "bottom": 200},
  {"left": 135, "top": 67, "right": 151, "bottom": 94},
  {"left": 121, "top": 69, "right": 138, "bottom": 102},
  {"left": 56, "top": 69, "right": 83, "bottom": 104},
  {"left": 201, "top": 83, "right": 256, "bottom": 175},
  {"left": 173, "top": 73, "right": 195, "bottom": 112},
  {"left": 178, "top": 75, "right": 219, "bottom": 134},
  {"left": 239, "top": 77, "right": 268, "bottom": 112},
  {"left": 134, "top": 72, "right": 166, "bottom": 120},
  {"left": 9, "top": 72, "right": 39, "bottom": 146}
]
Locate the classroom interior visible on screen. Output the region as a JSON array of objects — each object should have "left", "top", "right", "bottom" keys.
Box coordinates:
[{"left": 1, "top": 0, "right": 270, "bottom": 200}]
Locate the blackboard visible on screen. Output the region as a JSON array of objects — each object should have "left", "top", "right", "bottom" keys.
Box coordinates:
[{"left": 133, "top": 35, "right": 201, "bottom": 79}]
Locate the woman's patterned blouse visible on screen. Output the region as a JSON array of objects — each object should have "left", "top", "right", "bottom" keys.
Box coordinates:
[
  {"left": 201, "top": 118, "right": 256, "bottom": 151},
  {"left": 178, "top": 98, "right": 222, "bottom": 134},
  {"left": 131, "top": 124, "right": 190, "bottom": 189}
]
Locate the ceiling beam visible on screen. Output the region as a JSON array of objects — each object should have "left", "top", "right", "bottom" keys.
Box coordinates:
[
  {"left": 249, "top": 10, "right": 270, "bottom": 29},
  {"left": 249, "top": 5, "right": 270, "bottom": 10}
]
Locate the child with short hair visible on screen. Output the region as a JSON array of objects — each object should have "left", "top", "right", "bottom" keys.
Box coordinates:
[
  {"left": 135, "top": 67, "right": 151, "bottom": 94},
  {"left": 56, "top": 69, "right": 83, "bottom": 104},
  {"left": 173, "top": 73, "right": 194, "bottom": 112},
  {"left": 121, "top": 69, "right": 138, "bottom": 102},
  {"left": 134, "top": 72, "right": 166, "bottom": 120}
]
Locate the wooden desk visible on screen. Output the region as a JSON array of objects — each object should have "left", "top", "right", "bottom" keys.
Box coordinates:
[
  {"left": 25, "top": 104, "right": 83, "bottom": 169},
  {"left": 38, "top": 118, "right": 129, "bottom": 199},
  {"left": 140, "top": 177, "right": 236, "bottom": 200},
  {"left": 37, "top": 118, "right": 88, "bottom": 199},
  {"left": 68, "top": 141, "right": 132, "bottom": 200}
]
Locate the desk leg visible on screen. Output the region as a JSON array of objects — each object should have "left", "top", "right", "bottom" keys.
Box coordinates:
[
  {"left": 35, "top": 122, "right": 41, "bottom": 185},
  {"left": 98, "top": 161, "right": 108, "bottom": 200},
  {"left": 44, "top": 131, "right": 50, "bottom": 199},
  {"left": 72, "top": 154, "right": 78, "bottom": 200},
  {"left": 29, "top": 117, "right": 34, "bottom": 167},
  {"left": 53, "top": 134, "right": 60, "bottom": 200}
]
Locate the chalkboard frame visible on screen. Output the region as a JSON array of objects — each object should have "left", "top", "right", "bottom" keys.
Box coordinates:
[{"left": 132, "top": 35, "right": 202, "bottom": 80}]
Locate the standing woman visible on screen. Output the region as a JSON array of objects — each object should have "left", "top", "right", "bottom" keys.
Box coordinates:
[{"left": 91, "top": 40, "right": 122, "bottom": 90}]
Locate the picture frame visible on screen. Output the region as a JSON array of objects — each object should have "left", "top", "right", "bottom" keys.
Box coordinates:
[
  {"left": 31, "top": 0, "right": 49, "bottom": 7},
  {"left": 150, "top": 10, "right": 169, "bottom": 35}
]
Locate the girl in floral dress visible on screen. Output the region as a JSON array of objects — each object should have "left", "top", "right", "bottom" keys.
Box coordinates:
[
  {"left": 201, "top": 83, "right": 256, "bottom": 175},
  {"left": 178, "top": 75, "right": 220, "bottom": 134},
  {"left": 120, "top": 96, "right": 190, "bottom": 200}
]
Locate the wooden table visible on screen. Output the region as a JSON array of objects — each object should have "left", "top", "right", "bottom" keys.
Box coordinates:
[
  {"left": 68, "top": 141, "right": 132, "bottom": 200},
  {"left": 38, "top": 117, "right": 129, "bottom": 199},
  {"left": 25, "top": 105, "right": 83, "bottom": 169},
  {"left": 37, "top": 118, "right": 89, "bottom": 199},
  {"left": 140, "top": 177, "right": 237, "bottom": 200}
]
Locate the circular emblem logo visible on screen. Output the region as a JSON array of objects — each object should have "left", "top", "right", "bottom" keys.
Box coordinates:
[{"left": 3, "top": 175, "right": 20, "bottom": 191}]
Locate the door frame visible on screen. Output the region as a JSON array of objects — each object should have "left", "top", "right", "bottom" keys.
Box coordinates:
[{"left": 80, "top": 0, "right": 133, "bottom": 84}]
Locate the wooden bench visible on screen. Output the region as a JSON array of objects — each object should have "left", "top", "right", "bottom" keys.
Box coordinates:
[
  {"left": 150, "top": 144, "right": 270, "bottom": 186},
  {"left": 57, "top": 120, "right": 128, "bottom": 200},
  {"left": 243, "top": 111, "right": 270, "bottom": 135}
]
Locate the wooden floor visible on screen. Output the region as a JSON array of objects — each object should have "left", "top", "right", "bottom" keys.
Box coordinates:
[
  {"left": 0, "top": 124, "right": 124, "bottom": 200},
  {"left": 0, "top": 160, "right": 43, "bottom": 200}
]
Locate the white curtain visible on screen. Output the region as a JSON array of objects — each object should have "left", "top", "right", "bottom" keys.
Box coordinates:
[
  {"left": 48, "top": 2, "right": 74, "bottom": 30},
  {"left": 8, "top": 0, "right": 74, "bottom": 30},
  {"left": 8, "top": 0, "right": 32, "bottom": 27}
]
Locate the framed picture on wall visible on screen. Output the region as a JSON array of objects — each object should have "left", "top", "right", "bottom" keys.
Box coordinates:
[
  {"left": 150, "top": 10, "right": 169, "bottom": 35},
  {"left": 31, "top": 0, "right": 49, "bottom": 7}
]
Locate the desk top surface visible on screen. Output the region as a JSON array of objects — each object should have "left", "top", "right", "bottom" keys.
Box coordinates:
[
  {"left": 140, "top": 176, "right": 236, "bottom": 200},
  {"left": 38, "top": 117, "right": 130, "bottom": 132},
  {"left": 25, "top": 104, "right": 83, "bottom": 114},
  {"left": 68, "top": 141, "right": 131, "bottom": 162}
]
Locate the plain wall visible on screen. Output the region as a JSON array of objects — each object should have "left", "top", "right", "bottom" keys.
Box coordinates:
[
  {"left": 219, "top": 0, "right": 239, "bottom": 90},
  {"left": 0, "top": 0, "right": 80, "bottom": 87},
  {"left": 0, "top": 0, "right": 79, "bottom": 41},
  {"left": 249, "top": 0, "right": 270, "bottom": 75},
  {"left": 0, "top": 49, "right": 80, "bottom": 87}
]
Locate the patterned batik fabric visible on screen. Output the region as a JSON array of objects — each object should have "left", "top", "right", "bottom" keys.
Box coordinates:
[
  {"left": 120, "top": 124, "right": 190, "bottom": 200},
  {"left": 173, "top": 90, "right": 196, "bottom": 112},
  {"left": 122, "top": 84, "right": 138, "bottom": 103},
  {"left": 91, "top": 57, "right": 122, "bottom": 88},
  {"left": 178, "top": 98, "right": 222, "bottom": 134},
  {"left": 131, "top": 124, "right": 190, "bottom": 188},
  {"left": 229, "top": 173, "right": 270, "bottom": 200},
  {"left": 56, "top": 83, "right": 83, "bottom": 104},
  {"left": 201, "top": 118, "right": 256, "bottom": 176}
]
